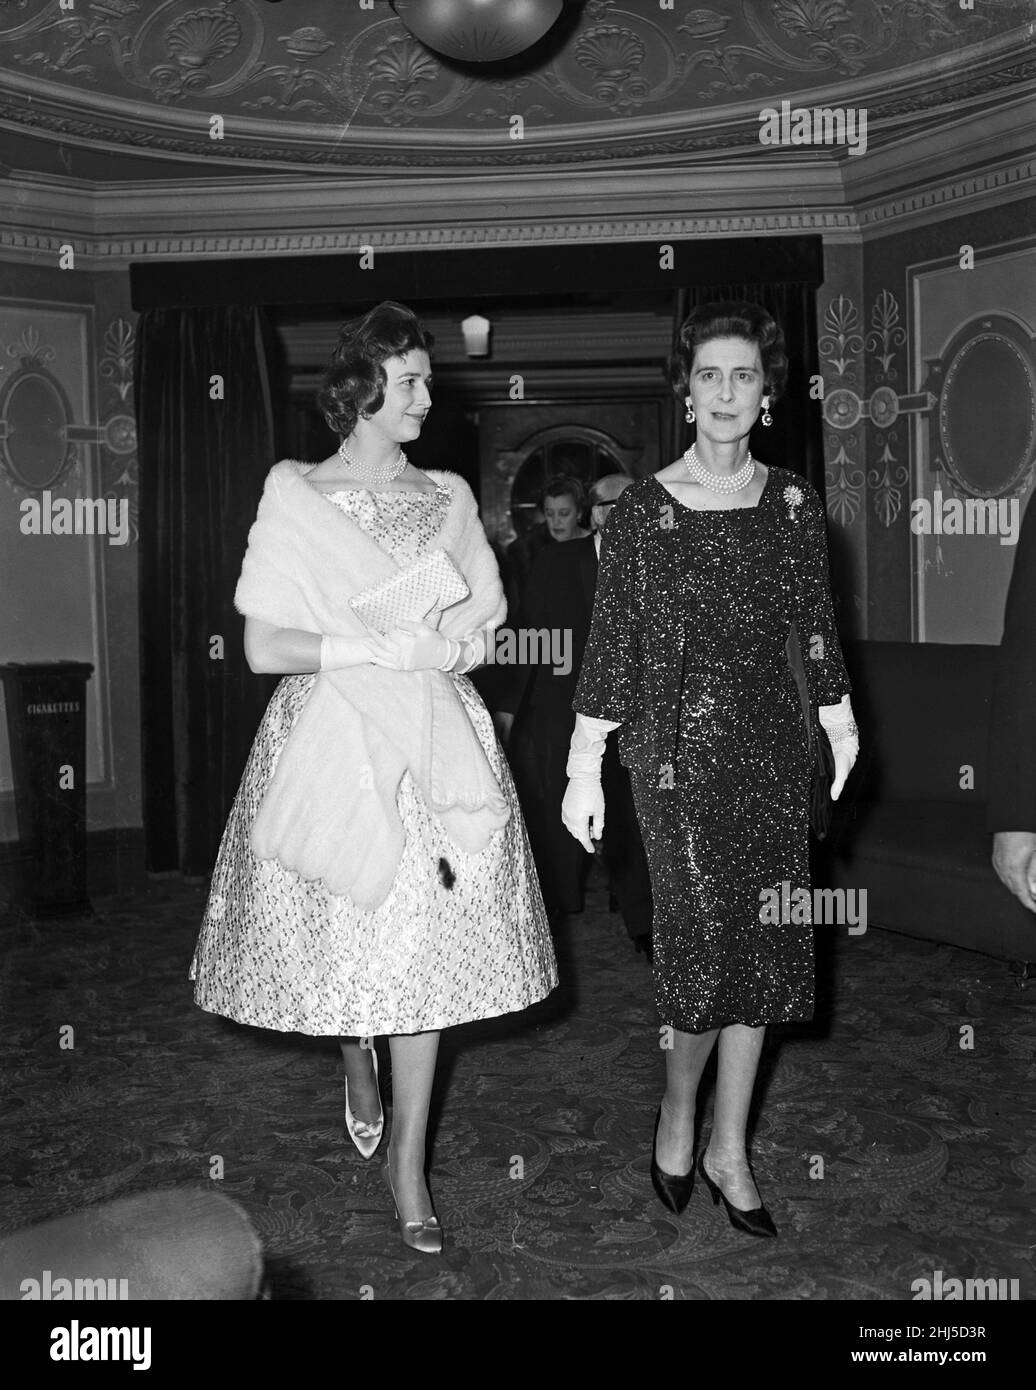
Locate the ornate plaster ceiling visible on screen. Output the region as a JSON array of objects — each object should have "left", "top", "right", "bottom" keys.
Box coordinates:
[{"left": 0, "top": 0, "right": 1033, "bottom": 179}]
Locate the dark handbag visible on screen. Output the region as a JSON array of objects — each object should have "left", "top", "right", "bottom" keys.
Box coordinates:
[{"left": 786, "top": 621, "right": 836, "bottom": 840}]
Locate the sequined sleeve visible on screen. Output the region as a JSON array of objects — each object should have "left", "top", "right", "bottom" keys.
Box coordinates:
[
  {"left": 573, "top": 491, "right": 643, "bottom": 724},
  {"left": 792, "top": 480, "right": 852, "bottom": 708}
]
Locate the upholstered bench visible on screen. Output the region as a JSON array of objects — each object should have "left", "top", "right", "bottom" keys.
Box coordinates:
[{"left": 820, "top": 640, "right": 1033, "bottom": 971}]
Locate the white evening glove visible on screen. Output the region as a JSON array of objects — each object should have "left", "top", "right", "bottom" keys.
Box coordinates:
[
  {"left": 437, "top": 629, "right": 488, "bottom": 675},
  {"left": 561, "top": 713, "right": 620, "bottom": 853},
  {"left": 319, "top": 634, "right": 382, "bottom": 670},
  {"left": 818, "top": 694, "right": 860, "bottom": 800},
  {"left": 368, "top": 618, "right": 452, "bottom": 672}
]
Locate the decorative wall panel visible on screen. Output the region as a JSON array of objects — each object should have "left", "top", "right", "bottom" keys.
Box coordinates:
[
  {"left": 816, "top": 241, "right": 867, "bottom": 640},
  {"left": 910, "top": 245, "right": 1036, "bottom": 645},
  {"left": 0, "top": 300, "right": 114, "bottom": 838}
]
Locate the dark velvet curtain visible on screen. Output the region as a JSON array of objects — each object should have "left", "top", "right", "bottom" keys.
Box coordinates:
[
  {"left": 136, "top": 307, "right": 278, "bottom": 876},
  {"left": 671, "top": 282, "right": 824, "bottom": 496}
]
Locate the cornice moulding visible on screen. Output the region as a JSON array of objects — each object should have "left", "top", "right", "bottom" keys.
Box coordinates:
[
  {"left": 0, "top": 22, "right": 1027, "bottom": 153},
  {"left": 0, "top": 148, "right": 1031, "bottom": 268},
  {"left": 0, "top": 26, "right": 1031, "bottom": 178},
  {"left": 0, "top": 161, "right": 861, "bottom": 266},
  {"left": 17, "top": 159, "right": 848, "bottom": 209},
  {"left": 0, "top": 215, "right": 862, "bottom": 271},
  {"left": 859, "top": 161, "right": 1035, "bottom": 239},
  {"left": 840, "top": 89, "right": 1036, "bottom": 203}
]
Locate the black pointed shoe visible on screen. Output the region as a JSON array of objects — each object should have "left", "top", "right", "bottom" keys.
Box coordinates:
[
  {"left": 697, "top": 1153, "right": 778, "bottom": 1238},
  {"left": 650, "top": 1109, "right": 694, "bottom": 1214}
]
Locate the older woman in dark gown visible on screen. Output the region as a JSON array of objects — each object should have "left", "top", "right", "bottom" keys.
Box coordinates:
[{"left": 562, "top": 302, "right": 859, "bottom": 1236}]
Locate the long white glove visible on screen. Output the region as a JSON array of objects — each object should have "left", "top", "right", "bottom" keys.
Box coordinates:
[
  {"left": 319, "top": 634, "right": 383, "bottom": 670},
  {"left": 368, "top": 619, "right": 489, "bottom": 675},
  {"left": 366, "top": 618, "right": 454, "bottom": 672},
  {"left": 992, "top": 831, "right": 1036, "bottom": 914},
  {"left": 561, "top": 713, "right": 620, "bottom": 853},
  {"left": 323, "top": 622, "right": 487, "bottom": 675},
  {"left": 438, "top": 628, "right": 489, "bottom": 676},
  {"left": 818, "top": 694, "right": 860, "bottom": 800}
]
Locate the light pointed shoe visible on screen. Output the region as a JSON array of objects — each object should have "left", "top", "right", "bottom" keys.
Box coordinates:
[
  {"left": 343, "top": 1042, "right": 384, "bottom": 1160},
  {"left": 381, "top": 1161, "right": 443, "bottom": 1255}
]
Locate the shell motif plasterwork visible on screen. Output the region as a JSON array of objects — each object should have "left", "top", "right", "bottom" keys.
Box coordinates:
[{"left": 0, "top": 0, "right": 1026, "bottom": 136}]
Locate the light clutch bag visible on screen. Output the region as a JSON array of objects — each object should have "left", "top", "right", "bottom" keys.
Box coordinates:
[{"left": 349, "top": 547, "right": 470, "bottom": 635}]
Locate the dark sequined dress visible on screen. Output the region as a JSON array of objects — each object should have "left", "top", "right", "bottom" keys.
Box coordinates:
[{"left": 573, "top": 467, "right": 851, "bottom": 1033}]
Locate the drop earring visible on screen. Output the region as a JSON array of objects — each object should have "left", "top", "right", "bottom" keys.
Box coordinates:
[
  {"left": 684, "top": 395, "right": 696, "bottom": 424},
  {"left": 761, "top": 397, "right": 773, "bottom": 427}
]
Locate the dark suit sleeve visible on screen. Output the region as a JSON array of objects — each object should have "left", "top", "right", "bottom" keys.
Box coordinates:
[
  {"left": 573, "top": 490, "right": 642, "bottom": 723},
  {"left": 492, "top": 543, "right": 553, "bottom": 715},
  {"left": 987, "top": 493, "right": 1036, "bottom": 832}
]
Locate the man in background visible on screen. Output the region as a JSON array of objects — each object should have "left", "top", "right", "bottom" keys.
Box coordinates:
[{"left": 494, "top": 474, "right": 654, "bottom": 957}]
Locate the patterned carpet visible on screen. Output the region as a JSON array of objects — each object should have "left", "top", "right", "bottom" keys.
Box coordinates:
[{"left": 1, "top": 863, "right": 1033, "bottom": 1302}]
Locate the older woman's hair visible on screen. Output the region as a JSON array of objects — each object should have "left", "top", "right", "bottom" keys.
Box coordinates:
[
  {"left": 536, "top": 472, "right": 586, "bottom": 511},
  {"left": 668, "top": 300, "right": 788, "bottom": 403},
  {"left": 541, "top": 474, "right": 588, "bottom": 519},
  {"left": 317, "top": 301, "right": 434, "bottom": 438}
]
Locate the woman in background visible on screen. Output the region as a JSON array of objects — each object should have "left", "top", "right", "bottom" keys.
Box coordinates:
[
  {"left": 542, "top": 475, "right": 590, "bottom": 544},
  {"left": 191, "top": 302, "right": 556, "bottom": 1255},
  {"left": 505, "top": 475, "right": 589, "bottom": 609}
]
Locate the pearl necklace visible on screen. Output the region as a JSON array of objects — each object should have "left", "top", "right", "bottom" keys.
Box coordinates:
[
  {"left": 337, "top": 438, "right": 408, "bottom": 483},
  {"left": 683, "top": 443, "right": 755, "bottom": 494}
]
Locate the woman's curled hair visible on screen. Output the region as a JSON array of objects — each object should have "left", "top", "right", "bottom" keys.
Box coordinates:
[
  {"left": 667, "top": 300, "right": 788, "bottom": 403},
  {"left": 317, "top": 301, "right": 434, "bottom": 438},
  {"left": 541, "top": 474, "right": 587, "bottom": 514}
]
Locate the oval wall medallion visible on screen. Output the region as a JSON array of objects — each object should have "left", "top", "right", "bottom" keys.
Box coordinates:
[
  {"left": 935, "top": 319, "right": 1036, "bottom": 498},
  {"left": 0, "top": 366, "right": 78, "bottom": 493}
]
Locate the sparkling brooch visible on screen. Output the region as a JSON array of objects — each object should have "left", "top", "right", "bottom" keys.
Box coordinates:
[{"left": 784, "top": 484, "right": 804, "bottom": 521}]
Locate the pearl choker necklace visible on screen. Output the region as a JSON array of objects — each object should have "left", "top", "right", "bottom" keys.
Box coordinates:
[
  {"left": 683, "top": 443, "right": 755, "bottom": 494},
  {"left": 337, "top": 439, "right": 408, "bottom": 482}
]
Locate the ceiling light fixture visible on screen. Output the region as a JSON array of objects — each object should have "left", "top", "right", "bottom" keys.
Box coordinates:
[{"left": 392, "top": 0, "right": 564, "bottom": 64}]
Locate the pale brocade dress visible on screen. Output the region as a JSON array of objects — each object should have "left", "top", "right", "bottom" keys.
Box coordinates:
[{"left": 189, "top": 482, "right": 558, "bottom": 1036}]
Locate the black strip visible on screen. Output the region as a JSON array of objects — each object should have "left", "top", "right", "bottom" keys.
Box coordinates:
[{"left": 130, "top": 237, "right": 824, "bottom": 309}]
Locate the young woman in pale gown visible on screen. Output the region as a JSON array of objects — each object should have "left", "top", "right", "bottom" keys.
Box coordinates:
[{"left": 191, "top": 302, "right": 557, "bottom": 1254}]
